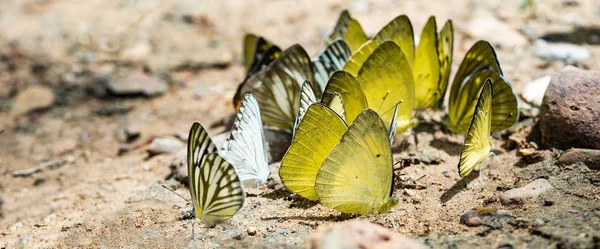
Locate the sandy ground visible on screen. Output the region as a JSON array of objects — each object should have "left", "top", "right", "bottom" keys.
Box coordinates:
[{"left": 1, "top": 0, "right": 599, "bottom": 248}]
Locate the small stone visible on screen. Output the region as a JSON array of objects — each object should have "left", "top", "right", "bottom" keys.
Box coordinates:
[
  {"left": 466, "top": 11, "right": 527, "bottom": 48},
  {"left": 9, "top": 222, "right": 24, "bottom": 233},
  {"left": 414, "top": 150, "right": 443, "bottom": 165},
  {"left": 558, "top": 148, "right": 600, "bottom": 170},
  {"left": 107, "top": 71, "right": 167, "bottom": 97},
  {"left": 147, "top": 137, "right": 185, "bottom": 156},
  {"left": 121, "top": 41, "right": 152, "bottom": 61},
  {"left": 539, "top": 70, "right": 600, "bottom": 149},
  {"left": 247, "top": 226, "right": 257, "bottom": 236},
  {"left": 521, "top": 75, "right": 551, "bottom": 107},
  {"left": 535, "top": 39, "right": 591, "bottom": 62},
  {"left": 518, "top": 149, "right": 555, "bottom": 164},
  {"left": 11, "top": 86, "right": 55, "bottom": 115},
  {"left": 501, "top": 179, "right": 553, "bottom": 206},
  {"left": 460, "top": 208, "right": 510, "bottom": 227},
  {"left": 306, "top": 221, "right": 427, "bottom": 249}
]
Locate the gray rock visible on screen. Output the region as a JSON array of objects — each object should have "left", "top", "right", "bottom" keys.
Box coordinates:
[
  {"left": 501, "top": 179, "right": 553, "bottom": 205},
  {"left": 535, "top": 39, "right": 591, "bottom": 62},
  {"left": 11, "top": 86, "right": 55, "bottom": 115},
  {"left": 147, "top": 137, "right": 185, "bottom": 156},
  {"left": 107, "top": 71, "right": 167, "bottom": 97},
  {"left": 558, "top": 148, "right": 600, "bottom": 170},
  {"left": 539, "top": 70, "right": 600, "bottom": 149},
  {"left": 306, "top": 221, "right": 427, "bottom": 249}
]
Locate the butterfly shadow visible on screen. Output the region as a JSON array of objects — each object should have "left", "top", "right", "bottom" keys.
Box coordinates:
[
  {"left": 261, "top": 213, "right": 355, "bottom": 223},
  {"left": 430, "top": 137, "right": 462, "bottom": 156},
  {"left": 439, "top": 170, "right": 480, "bottom": 203}
]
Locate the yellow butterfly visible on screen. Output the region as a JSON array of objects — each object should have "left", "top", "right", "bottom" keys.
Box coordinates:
[
  {"left": 458, "top": 80, "right": 492, "bottom": 177},
  {"left": 445, "top": 41, "right": 518, "bottom": 134},
  {"left": 326, "top": 10, "right": 368, "bottom": 53},
  {"left": 354, "top": 41, "right": 416, "bottom": 133},
  {"left": 314, "top": 109, "right": 399, "bottom": 215},
  {"left": 322, "top": 71, "right": 368, "bottom": 124},
  {"left": 344, "top": 15, "right": 454, "bottom": 110}
]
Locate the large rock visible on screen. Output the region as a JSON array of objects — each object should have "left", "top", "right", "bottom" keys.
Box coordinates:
[
  {"left": 501, "top": 179, "right": 553, "bottom": 206},
  {"left": 558, "top": 148, "right": 600, "bottom": 170},
  {"left": 306, "top": 221, "right": 427, "bottom": 249},
  {"left": 11, "top": 86, "right": 55, "bottom": 115},
  {"left": 539, "top": 70, "right": 600, "bottom": 149}
]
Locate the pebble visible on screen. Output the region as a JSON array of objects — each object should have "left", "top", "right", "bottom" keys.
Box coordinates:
[
  {"left": 500, "top": 179, "right": 553, "bottom": 205},
  {"left": 107, "top": 71, "right": 167, "bottom": 97},
  {"left": 147, "top": 137, "right": 185, "bottom": 156},
  {"left": 247, "top": 226, "right": 257, "bottom": 236},
  {"left": 539, "top": 70, "right": 600, "bottom": 149},
  {"left": 306, "top": 221, "right": 427, "bottom": 249},
  {"left": 535, "top": 39, "right": 590, "bottom": 62},
  {"left": 558, "top": 148, "right": 600, "bottom": 170},
  {"left": 521, "top": 75, "right": 551, "bottom": 107},
  {"left": 11, "top": 86, "right": 55, "bottom": 116},
  {"left": 460, "top": 208, "right": 509, "bottom": 227},
  {"left": 466, "top": 11, "right": 528, "bottom": 48}
]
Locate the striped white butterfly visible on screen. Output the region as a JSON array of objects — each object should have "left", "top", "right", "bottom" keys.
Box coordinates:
[
  {"left": 292, "top": 81, "right": 346, "bottom": 135},
  {"left": 220, "top": 94, "right": 270, "bottom": 189},
  {"left": 312, "top": 39, "right": 352, "bottom": 93},
  {"left": 187, "top": 122, "right": 245, "bottom": 226}
]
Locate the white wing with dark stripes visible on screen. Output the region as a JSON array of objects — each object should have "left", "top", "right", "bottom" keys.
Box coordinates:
[
  {"left": 312, "top": 39, "right": 352, "bottom": 94},
  {"left": 187, "top": 122, "right": 245, "bottom": 226},
  {"left": 292, "top": 81, "right": 318, "bottom": 135},
  {"left": 220, "top": 94, "right": 270, "bottom": 189}
]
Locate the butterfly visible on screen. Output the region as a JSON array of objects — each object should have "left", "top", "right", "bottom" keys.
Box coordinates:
[
  {"left": 326, "top": 10, "right": 368, "bottom": 53},
  {"left": 344, "top": 15, "right": 454, "bottom": 110},
  {"left": 292, "top": 80, "right": 346, "bottom": 135},
  {"left": 458, "top": 80, "right": 492, "bottom": 177},
  {"left": 445, "top": 41, "right": 519, "bottom": 134},
  {"left": 354, "top": 41, "right": 417, "bottom": 133},
  {"left": 242, "top": 34, "right": 281, "bottom": 78},
  {"left": 220, "top": 94, "right": 270, "bottom": 189},
  {"left": 312, "top": 39, "right": 352, "bottom": 95},
  {"left": 234, "top": 44, "right": 315, "bottom": 133},
  {"left": 314, "top": 109, "right": 399, "bottom": 215},
  {"left": 187, "top": 122, "right": 245, "bottom": 226}
]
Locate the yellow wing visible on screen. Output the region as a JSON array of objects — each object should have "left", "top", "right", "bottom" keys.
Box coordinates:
[
  {"left": 355, "top": 41, "right": 416, "bottom": 133},
  {"left": 327, "top": 93, "right": 346, "bottom": 122},
  {"left": 412, "top": 16, "right": 440, "bottom": 109},
  {"left": 280, "top": 104, "right": 347, "bottom": 200},
  {"left": 312, "top": 39, "right": 352, "bottom": 94},
  {"left": 315, "top": 109, "right": 398, "bottom": 215},
  {"left": 243, "top": 34, "right": 279, "bottom": 76},
  {"left": 343, "top": 40, "right": 380, "bottom": 76},
  {"left": 236, "top": 44, "right": 315, "bottom": 133},
  {"left": 458, "top": 80, "right": 492, "bottom": 177},
  {"left": 373, "top": 14, "right": 415, "bottom": 67},
  {"left": 449, "top": 41, "right": 502, "bottom": 109},
  {"left": 327, "top": 10, "right": 368, "bottom": 53},
  {"left": 446, "top": 70, "right": 518, "bottom": 134},
  {"left": 436, "top": 20, "right": 454, "bottom": 109},
  {"left": 322, "top": 71, "right": 368, "bottom": 124}
]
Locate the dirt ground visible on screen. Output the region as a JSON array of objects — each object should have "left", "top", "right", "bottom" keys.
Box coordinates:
[{"left": 1, "top": 0, "right": 599, "bottom": 248}]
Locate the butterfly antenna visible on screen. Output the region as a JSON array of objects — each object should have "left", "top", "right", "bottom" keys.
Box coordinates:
[
  {"left": 377, "top": 90, "right": 391, "bottom": 113},
  {"left": 491, "top": 113, "right": 514, "bottom": 135},
  {"left": 161, "top": 184, "right": 192, "bottom": 205}
]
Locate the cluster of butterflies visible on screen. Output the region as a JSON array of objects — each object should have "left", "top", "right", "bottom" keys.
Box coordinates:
[{"left": 184, "top": 10, "right": 519, "bottom": 227}]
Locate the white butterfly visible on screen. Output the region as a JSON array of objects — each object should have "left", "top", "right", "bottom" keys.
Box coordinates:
[{"left": 220, "top": 93, "right": 270, "bottom": 189}]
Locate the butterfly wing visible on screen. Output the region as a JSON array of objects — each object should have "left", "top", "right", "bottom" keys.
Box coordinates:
[
  {"left": 436, "top": 20, "right": 454, "bottom": 109},
  {"left": 312, "top": 39, "right": 352, "bottom": 94},
  {"left": 356, "top": 41, "right": 415, "bottom": 133},
  {"left": 373, "top": 14, "right": 415, "bottom": 67},
  {"left": 413, "top": 16, "right": 441, "bottom": 109},
  {"left": 237, "top": 45, "right": 314, "bottom": 133},
  {"left": 220, "top": 94, "right": 270, "bottom": 189},
  {"left": 327, "top": 10, "right": 368, "bottom": 52},
  {"left": 343, "top": 40, "right": 380, "bottom": 76},
  {"left": 447, "top": 70, "right": 518, "bottom": 134},
  {"left": 187, "top": 122, "right": 243, "bottom": 226},
  {"left": 322, "top": 71, "right": 368, "bottom": 124},
  {"left": 315, "top": 109, "right": 397, "bottom": 214},
  {"left": 458, "top": 80, "right": 493, "bottom": 177},
  {"left": 280, "top": 104, "right": 347, "bottom": 200},
  {"left": 293, "top": 81, "right": 318, "bottom": 135},
  {"left": 388, "top": 103, "right": 399, "bottom": 145},
  {"left": 327, "top": 93, "right": 346, "bottom": 122}
]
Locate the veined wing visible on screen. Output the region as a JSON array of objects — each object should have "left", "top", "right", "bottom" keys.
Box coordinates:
[
  {"left": 458, "top": 80, "right": 492, "bottom": 177},
  {"left": 373, "top": 14, "right": 415, "bottom": 67},
  {"left": 280, "top": 104, "right": 347, "bottom": 200},
  {"left": 322, "top": 71, "right": 368, "bottom": 124},
  {"left": 343, "top": 40, "right": 380, "bottom": 76},
  {"left": 293, "top": 81, "right": 318, "bottom": 136},
  {"left": 312, "top": 39, "right": 352, "bottom": 95},
  {"left": 220, "top": 94, "right": 270, "bottom": 189},
  {"left": 327, "top": 92, "right": 346, "bottom": 122},
  {"left": 326, "top": 10, "right": 368, "bottom": 52},
  {"left": 412, "top": 16, "right": 441, "bottom": 109},
  {"left": 315, "top": 109, "right": 398, "bottom": 214},
  {"left": 436, "top": 20, "right": 454, "bottom": 109}
]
